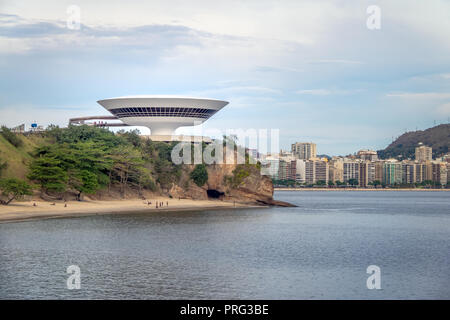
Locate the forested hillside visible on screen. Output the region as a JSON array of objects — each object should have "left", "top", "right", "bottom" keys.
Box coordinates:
[
  {"left": 0, "top": 125, "right": 274, "bottom": 205},
  {"left": 378, "top": 124, "right": 450, "bottom": 159}
]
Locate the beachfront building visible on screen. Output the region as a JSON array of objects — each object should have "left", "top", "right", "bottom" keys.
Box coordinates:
[
  {"left": 359, "top": 162, "right": 376, "bottom": 187},
  {"left": 295, "top": 159, "right": 307, "bottom": 183},
  {"left": 278, "top": 160, "right": 290, "bottom": 181},
  {"left": 413, "top": 163, "right": 426, "bottom": 183},
  {"left": 328, "top": 158, "right": 344, "bottom": 184},
  {"left": 305, "top": 160, "right": 329, "bottom": 184},
  {"left": 432, "top": 162, "right": 448, "bottom": 186},
  {"left": 383, "top": 161, "right": 403, "bottom": 185},
  {"left": 374, "top": 161, "right": 384, "bottom": 182},
  {"left": 402, "top": 162, "right": 416, "bottom": 184},
  {"left": 343, "top": 161, "right": 359, "bottom": 183},
  {"left": 447, "top": 163, "right": 450, "bottom": 184}
]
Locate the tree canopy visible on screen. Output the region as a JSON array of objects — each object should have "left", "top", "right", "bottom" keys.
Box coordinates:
[
  {"left": 190, "top": 164, "right": 208, "bottom": 187},
  {"left": 0, "top": 178, "right": 33, "bottom": 205}
]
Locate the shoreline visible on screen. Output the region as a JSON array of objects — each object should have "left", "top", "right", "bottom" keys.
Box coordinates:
[
  {"left": 275, "top": 187, "right": 450, "bottom": 191},
  {"left": 0, "top": 198, "right": 265, "bottom": 224}
]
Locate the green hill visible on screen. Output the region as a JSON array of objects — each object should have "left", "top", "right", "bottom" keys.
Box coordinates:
[
  {"left": 0, "top": 132, "right": 48, "bottom": 179},
  {"left": 378, "top": 124, "right": 450, "bottom": 160}
]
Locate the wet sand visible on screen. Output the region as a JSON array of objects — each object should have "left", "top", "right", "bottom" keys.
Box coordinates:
[{"left": 0, "top": 198, "right": 261, "bottom": 224}]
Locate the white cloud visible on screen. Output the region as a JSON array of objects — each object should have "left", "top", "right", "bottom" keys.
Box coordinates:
[
  {"left": 194, "top": 86, "right": 283, "bottom": 96},
  {"left": 306, "top": 59, "right": 364, "bottom": 65},
  {"left": 296, "top": 89, "right": 363, "bottom": 95},
  {"left": 296, "top": 89, "right": 332, "bottom": 95},
  {"left": 386, "top": 92, "right": 450, "bottom": 99}
]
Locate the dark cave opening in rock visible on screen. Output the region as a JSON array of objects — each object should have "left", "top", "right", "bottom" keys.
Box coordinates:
[{"left": 207, "top": 189, "right": 225, "bottom": 199}]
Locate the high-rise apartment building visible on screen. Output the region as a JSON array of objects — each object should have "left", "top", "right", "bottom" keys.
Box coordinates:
[
  {"left": 328, "top": 158, "right": 344, "bottom": 183},
  {"left": 315, "top": 161, "right": 329, "bottom": 184},
  {"left": 383, "top": 162, "right": 403, "bottom": 185},
  {"left": 447, "top": 163, "right": 450, "bottom": 184},
  {"left": 359, "top": 162, "right": 376, "bottom": 187},
  {"left": 402, "top": 162, "right": 415, "bottom": 184},
  {"left": 414, "top": 163, "right": 425, "bottom": 183},
  {"left": 305, "top": 160, "right": 329, "bottom": 184},
  {"left": 374, "top": 162, "right": 384, "bottom": 182},
  {"left": 291, "top": 142, "right": 317, "bottom": 160},
  {"left": 343, "top": 161, "right": 359, "bottom": 183},
  {"left": 357, "top": 150, "right": 378, "bottom": 161},
  {"left": 415, "top": 143, "right": 432, "bottom": 162},
  {"left": 432, "top": 162, "right": 448, "bottom": 186},
  {"left": 295, "top": 160, "right": 306, "bottom": 183}
]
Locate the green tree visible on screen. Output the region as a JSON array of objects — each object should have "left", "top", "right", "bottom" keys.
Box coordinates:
[
  {"left": 119, "top": 129, "right": 142, "bottom": 148},
  {"left": 71, "top": 170, "right": 100, "bottom": 200},
  {"left": 348, "top": 178, "right": 359, "bottom": 186},
  {"left": 27, "top": 157, "right": 68, "bottom": 193},
  {"left": 30, "top": 141, "right": 112, "bottom": 198},
  {"left": 48, "top": 124, "right": 126, "bottom": 149},
  {"left": 109, "top": 146, "right": 146, "bottom": 196},
  {"left": 328, "top": 180, "right": 335, "bottom": 187},
  {"left": 190, "top": 164, "right": 208, "bottom": 187},
  {"left": 152, "top": 142, "right": 182, "bottom": 189},
  {"left": 0, "top": 178, "right": 33, "bottom": 205}
]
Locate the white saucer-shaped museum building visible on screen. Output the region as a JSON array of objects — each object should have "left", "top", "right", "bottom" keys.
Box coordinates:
[{"left": 97, "top": 95, "right": 229, "bottom": 135}]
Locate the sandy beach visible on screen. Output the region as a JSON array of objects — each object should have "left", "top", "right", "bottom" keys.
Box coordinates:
[{"left": 0, "top": 197, "right": 261, "bottom": 224}]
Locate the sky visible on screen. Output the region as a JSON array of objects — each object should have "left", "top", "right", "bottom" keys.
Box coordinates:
[{"left": 0, "top": 0, "right": 449, "bottom": 156}]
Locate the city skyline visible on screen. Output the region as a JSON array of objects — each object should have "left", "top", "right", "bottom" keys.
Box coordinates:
[
  {"left": 264, "top": 142, "right": 449, "bottom": 187},
  {"left": 1, "top": 1, "right": 450, "bottom": 155}
]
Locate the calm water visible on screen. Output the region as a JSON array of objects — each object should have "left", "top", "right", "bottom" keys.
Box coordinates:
[{"left": 0, "top": 191, "right": 449, "bottom": 299}]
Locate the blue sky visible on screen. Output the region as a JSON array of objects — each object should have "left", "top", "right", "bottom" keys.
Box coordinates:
[{"left": 0, "top": 0, "right": 449, "bottom": 155}]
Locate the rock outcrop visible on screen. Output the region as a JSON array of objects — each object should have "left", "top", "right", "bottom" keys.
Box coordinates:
[{"left": 169, "top": 163, "right": 295, "bottom": 207}]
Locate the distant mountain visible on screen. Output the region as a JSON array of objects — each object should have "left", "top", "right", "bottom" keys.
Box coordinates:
[{"left": 377, "top": 124, "right": 450, "bottom": 160}]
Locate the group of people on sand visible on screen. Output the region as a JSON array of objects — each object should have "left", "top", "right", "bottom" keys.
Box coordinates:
[
  {"left": 31, "top": 199, "right": 174, "bottom": 209},
  {"left": 32, "top": 201, "right": 68, "bottom": 208},
  {"left": 145, "top": 200, "right": 169, "bottom": 208}
]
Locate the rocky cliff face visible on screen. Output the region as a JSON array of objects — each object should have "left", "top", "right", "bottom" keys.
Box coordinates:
[{"left": 169, "top": 163, "right": 294, "bottom": 206}]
